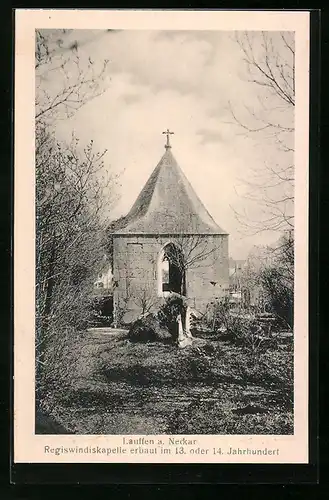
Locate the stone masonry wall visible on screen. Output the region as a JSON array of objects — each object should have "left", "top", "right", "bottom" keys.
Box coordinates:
[
  {"left": 112, "top": 234, "right": 229, "bottom": 324},
  {"left": 186, "top": 235, "right": 229, "bottom": 312}
]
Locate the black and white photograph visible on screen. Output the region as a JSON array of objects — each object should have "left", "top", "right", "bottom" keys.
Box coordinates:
[{"left": 14, "top": 9, "right": 310, "bottom": 464}]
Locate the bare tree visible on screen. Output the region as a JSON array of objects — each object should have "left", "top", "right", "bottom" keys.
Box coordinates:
[
  {"left": 35, "top": 136, "right": 118, "bottom": 396},
  {"left": 35, "top": 29, "right": 111, "bottom": 126},
  {"left": 230, "top": 31, "right": 295, "bottom": 237},
  {"left": 260, "top": 264, "right": 294, "bottom": 329},
  {"left": 34, "top": 31, "right": 119, "bottom": 407},
  {"left": 108, "top": 210, "right": 224, "bottom": 301},
  {"left": 238, "top": 235, "right": 294, "bottom": 326},
  {"left": 162, "top": 234, "right": 222, "bottom": 297},
  {"left": 154, "top": 212, "right": 222, "bottom": 295},
  {"left": 131, "top": 284, "right": 159, "bottom": 317},
  {"left": 112, "top": 259, "right": 132, "bottom": 327}
]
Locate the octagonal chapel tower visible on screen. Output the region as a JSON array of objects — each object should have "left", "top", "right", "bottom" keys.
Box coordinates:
[{"left": 111, "top": 132, "right": 229, "bottom": 324}]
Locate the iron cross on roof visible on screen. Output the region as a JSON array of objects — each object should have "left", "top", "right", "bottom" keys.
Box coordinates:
[{"left": 162, "top": 128, "right": 174, "bottom": 149}]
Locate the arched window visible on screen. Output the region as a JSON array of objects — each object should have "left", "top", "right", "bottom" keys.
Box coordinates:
[
  {"left": 161, "top": 256, "right": 170, "bottom": 291},
  {"left": 158, "top": 243, "right": 186, "bottom": 297}
]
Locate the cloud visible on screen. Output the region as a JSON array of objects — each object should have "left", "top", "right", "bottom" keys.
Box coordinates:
[
  {"left": 120, "top": 93, "right": 143, "bottom": 105},
  {"left": 102, "top": 31, "right": 215, "bottom": 96},
  {"left": 196, "top": 128, "right": 223, "bottom": 144}
]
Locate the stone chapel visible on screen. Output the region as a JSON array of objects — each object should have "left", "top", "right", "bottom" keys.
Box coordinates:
[{"left": 111, "top": 131, "right": 229, "bottom": 324}]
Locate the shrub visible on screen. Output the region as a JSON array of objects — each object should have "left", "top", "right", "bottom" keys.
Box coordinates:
[
  {"left": 88, "top": 296, "right": 113, "bottom": 327},
  {"left": 260, "top": 267, "right": 293, "bottom": 329},
  {"left": 128, "top": 313, "right": 172, "bottom": 343},
  {"left": 157, "top": 293, "right": 188, "bottom": 340},
  {"left": 205, "top": 298, "right": 279, "bottom": 356},
  {"left": 36, "top": 327, "right": 83, "bottom": 413}
]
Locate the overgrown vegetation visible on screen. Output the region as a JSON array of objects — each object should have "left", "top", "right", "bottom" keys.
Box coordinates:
[
  {"left": 35, "top": 30, "right": 116, "bottom": 412},
  {"left": 41, "top": 329, "right": 293, "bottom": 435},
  {"left": 259, "top": 233, "right": 294, "bottom": 329},
  {"left": 205, "top": 296, "right": 292, "bottom": 357},
  {"left": 37, "top": 274, "right": 293, "bottom": 435},
  {"left": 127, "top": 314, "right": 172, "bottom": 343},
  {"left": 228, "top": 231, "right": 294, "bottom": 331},
  {"left": 127, "top": 295, "right": 188, "bottom": 343}
]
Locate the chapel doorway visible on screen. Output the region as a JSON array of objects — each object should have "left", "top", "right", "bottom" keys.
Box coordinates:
[{"left": 160, "top": 243, "right": 186, "bottom": 296}]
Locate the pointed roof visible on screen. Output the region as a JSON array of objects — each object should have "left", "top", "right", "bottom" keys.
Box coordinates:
[{"left": 113, "top": 145, "right": 227, "bottom": 235}]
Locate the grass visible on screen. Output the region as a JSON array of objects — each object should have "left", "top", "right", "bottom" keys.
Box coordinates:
[{"left": 42, "top": 330, "right": 293, "bottom": 435}]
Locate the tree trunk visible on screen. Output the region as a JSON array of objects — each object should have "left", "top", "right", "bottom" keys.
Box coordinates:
[{"left": 43, "top": 233, "right": 57, "bottom": 329}]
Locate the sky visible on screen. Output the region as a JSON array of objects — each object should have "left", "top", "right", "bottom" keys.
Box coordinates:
[{"left": 37, "top": 29, "right": 294, "bottom": 259}]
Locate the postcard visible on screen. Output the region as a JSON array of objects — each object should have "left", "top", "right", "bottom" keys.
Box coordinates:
[{"left": 14, "top": 9, "right": 310, "bottom": 464}]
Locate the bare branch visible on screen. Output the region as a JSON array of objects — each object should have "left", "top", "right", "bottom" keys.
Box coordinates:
[{"left": 230, "top": 31, "right": 295, "bottom": 236}]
